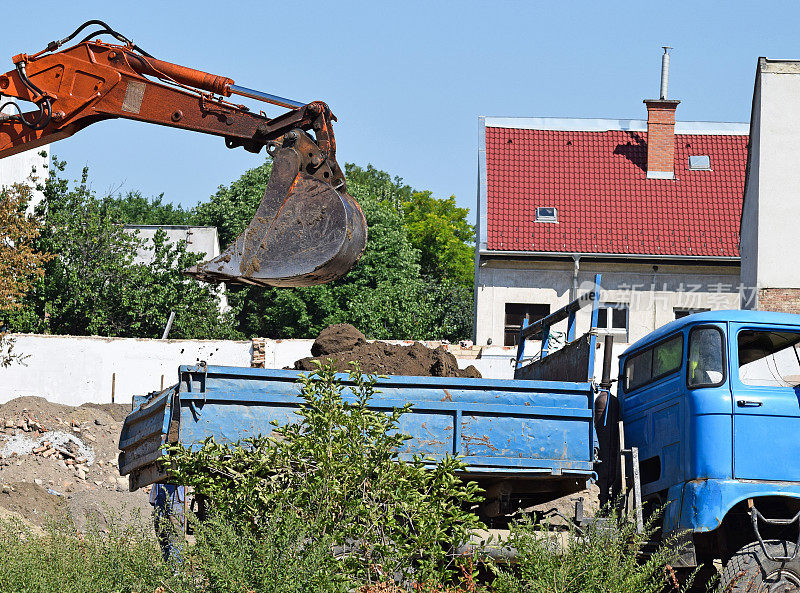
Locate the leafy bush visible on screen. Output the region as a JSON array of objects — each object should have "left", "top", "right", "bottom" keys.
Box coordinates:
[
  {"left": 164, "top": 364, "right": 485, "bottom": 587},
  {"left": 490, "top": 509, "right": 694, "bottom": 593}
]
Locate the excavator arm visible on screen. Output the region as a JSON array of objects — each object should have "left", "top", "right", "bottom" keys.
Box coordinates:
[{"left": 0, "top": 20, "right": 366, "bottom": 287}]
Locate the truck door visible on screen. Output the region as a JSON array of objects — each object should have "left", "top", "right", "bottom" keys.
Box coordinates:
[{"left": 729, "top": 323, "right": 800, "bottom": 482}]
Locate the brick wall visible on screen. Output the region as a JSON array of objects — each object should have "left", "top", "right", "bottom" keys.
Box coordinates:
[
  {"left": 251, "top": 338, "right": 266, "bottom": 367},
  {"left": 644, "top": 99, "right": 680, "bottom": 176},
  {"left": 757, "top": 288, "right": 800, "bottom": 314}
]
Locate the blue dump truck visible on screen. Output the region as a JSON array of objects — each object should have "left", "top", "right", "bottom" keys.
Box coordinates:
[{"left": 119, "top": 275, "right": 800, "bottom": 590}]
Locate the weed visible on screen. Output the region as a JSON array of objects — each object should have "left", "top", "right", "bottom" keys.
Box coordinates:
[
  {"left": 490, "top": 508, "right": 698, "bottom": 593},
  {"left": 0, "top": 514, "right": 176, "bottom": 593}
]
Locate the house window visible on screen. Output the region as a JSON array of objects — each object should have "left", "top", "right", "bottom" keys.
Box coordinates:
[
  {"left": 535, "top": 207, "right": 558, "bottom": 223},
  {"left": 596, "top": 303, "right": 628, "bottom": 338},
  {"left": 504, "top": 303, "right": 551, "bottom": 346},
  {"left": 674, "top": 307, "right": 710, "bottom": 320},
  {"left": 688, "top": 155, "right": 711, "bottom": 171}
]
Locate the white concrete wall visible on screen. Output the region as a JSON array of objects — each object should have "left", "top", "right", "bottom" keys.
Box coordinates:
[
  {"left": 0, "top": 334, "right": 252, "bottom": 406},
  {"left": 740, "top": 59, "right": 800, "bottom": 293},
  {"left": 0, "top": 335, "right": 516, "bottom": 407}
]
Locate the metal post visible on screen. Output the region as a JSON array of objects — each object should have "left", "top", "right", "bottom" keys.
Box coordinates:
[
  {"left": 111, "top": 372, "right": 116, "bottom": 404},
  {"left": 515, "top": 316, "right": 529, "bottom": 368},
  {"left": 600, "top": 334, "right": 614, "bottom": 390},
  {"left": 567, "top": 310, "right": 577, "bottom": 342},
  {"left": 162, "top": 311, "right": 176, "bottom": 340},
  {"left": 541, "top": 323, "right": 551, "bottom": 359},
  {"left": 618, "top": 420, "right": 627, "bottom": 500},
  {"left": 629, "top": 446, "right": 644, "bottom": 534}
]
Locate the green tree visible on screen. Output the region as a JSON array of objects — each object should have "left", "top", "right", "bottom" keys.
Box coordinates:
[
  {"left": 192, "top": 160, "right": 273, "bottom": 245},
  {"left": 403, "top": 190, "right": 475, "bottom": 289},
  {"left": 344, "top": 163, "right": 412, "bottom": 211},
  {"left": 164, "top": 365, "right": 484, "bottom": 586},
  {"left": 9, "top": 159, "right": 237, "bottom": 339},
  {"left": 200, "top": 161, "right": 474, "bottom": 341},
  {"left": 231, "top": 185, "right": 423, "bottom": 339},
  {"left": 110, "top": 190, "right": 193, "bottom": 225},
  {"left": 0, "top": 181, "right": 52, "bottom": 366},
  {"left": 117, "top": 228, "right": 241, "bottom": 339}
]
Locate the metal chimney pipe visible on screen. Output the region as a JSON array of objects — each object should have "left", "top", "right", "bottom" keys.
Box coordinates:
[{"left": 660, "top": 46, "right": 672, "bottom": 99}]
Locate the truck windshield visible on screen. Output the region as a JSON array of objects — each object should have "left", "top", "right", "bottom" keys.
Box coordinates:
[
  {"left": 688, "top": 327, "right": 724, "bottom": 387},
  {"left": 738, "top": 330, "right": 800, "bottom": 387}
]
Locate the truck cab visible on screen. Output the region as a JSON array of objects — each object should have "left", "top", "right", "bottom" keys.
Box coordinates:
[{"left": 618, "top": 310, "right": 800, "bottom": 581}]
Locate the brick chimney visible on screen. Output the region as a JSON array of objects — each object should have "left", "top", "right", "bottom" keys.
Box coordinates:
[
  {"left": 644, "top": 99, "right": 680, "bottom": 179},
  {"left": 644, "top": 47, "right": 679, "bottom": 179}
]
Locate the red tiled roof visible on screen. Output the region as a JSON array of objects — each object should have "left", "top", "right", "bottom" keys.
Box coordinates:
[{"left": 484, "top": 126, "right": 748, "bottom": 257}]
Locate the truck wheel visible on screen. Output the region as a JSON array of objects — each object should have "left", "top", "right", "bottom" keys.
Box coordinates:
[{"left": 720, "top": 540, "right": 800, "bottom": 593}]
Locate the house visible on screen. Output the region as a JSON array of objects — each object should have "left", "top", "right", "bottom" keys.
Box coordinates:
[
  {"left": 474, "top": 66, "right": 749, "bottom": 364},
  {"left": 124, "top": 225, "right": 228, "bottom": 311},
  {"left": 740, "top": 58, "right": 800, "bottom": 313},
  {"left": 0, "top": 101, "right": 49, "bottom": 211},
  {"left": 123, "top": 225, "right": 222, "bottom": 266}
]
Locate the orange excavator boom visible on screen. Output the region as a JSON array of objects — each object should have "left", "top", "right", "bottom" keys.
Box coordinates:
[{"left": 0, "top": 20, "right": 366, "bottom": 287}]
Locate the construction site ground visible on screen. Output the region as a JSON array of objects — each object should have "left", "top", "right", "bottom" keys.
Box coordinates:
[{"left": 0, "top": 396, "right": 151, "bottom": 530}]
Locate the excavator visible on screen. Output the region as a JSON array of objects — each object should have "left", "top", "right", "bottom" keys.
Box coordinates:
[{"left": 0, "top": 20, "right": 367, "bottom": 287}]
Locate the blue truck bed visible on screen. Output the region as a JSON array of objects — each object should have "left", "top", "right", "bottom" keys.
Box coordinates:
[{"left": 118, "top": 364, "right": 596, "bottom": 492}]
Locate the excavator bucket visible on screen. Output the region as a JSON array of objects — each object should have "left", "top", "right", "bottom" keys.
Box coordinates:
[{"left": 186, "top": 131, "right": 367, "bottom": 287}]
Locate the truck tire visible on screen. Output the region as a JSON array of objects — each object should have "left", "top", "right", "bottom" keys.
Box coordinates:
[{"left": 720, "top": 540, "right": 800, "bottom": 593}]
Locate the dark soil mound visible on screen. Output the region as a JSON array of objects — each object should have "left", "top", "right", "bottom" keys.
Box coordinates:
[
  {"left": 311, "top": 323, "right": 366, "bottom": 357},
  {"left": 296, "top": 328, "right": 481, "bottom": 378}
]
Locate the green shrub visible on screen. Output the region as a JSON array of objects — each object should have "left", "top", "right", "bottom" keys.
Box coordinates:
[
  {"left": 490, "top": 510, "right": 695, "bottom": 593},
  {"left": 164, "top": 363, "right": 485, "bottom": 587}
]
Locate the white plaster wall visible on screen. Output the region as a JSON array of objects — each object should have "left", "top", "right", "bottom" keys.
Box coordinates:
[
  {"left": 0, "top": 334, "right": 252, "bottom": 406},
  {"left": 740, "top": 69, "right": 761, "bottom": 302},
  {"left": 125, "top": 226, "right": 221, "bottom": 265},
  {"left": 743, "top": 60, "right": 800, "bottom": 289}
]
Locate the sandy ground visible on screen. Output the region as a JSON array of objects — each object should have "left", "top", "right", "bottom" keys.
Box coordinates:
[{"left": 0, "top": 396, "right": 152, "bottom": 529}]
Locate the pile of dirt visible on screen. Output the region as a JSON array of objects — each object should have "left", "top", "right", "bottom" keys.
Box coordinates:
[
  {"left": 310, "top": 323, "right": 367, "bottom": 357},
  {"left": 295, "top": 324, "right": 481, "bottom": 378},
  {"left": 0, "top": 396, "right": 151, "bottom": 529},
  {"left": 0, "top": 481, "right": 67, "bottom": 527}
]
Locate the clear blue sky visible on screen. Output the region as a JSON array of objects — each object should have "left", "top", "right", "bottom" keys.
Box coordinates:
[{"left": 5, "top": 1, "right": 800, "bottom": 223}]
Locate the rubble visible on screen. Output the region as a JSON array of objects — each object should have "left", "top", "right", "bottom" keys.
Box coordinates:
[{"left": 0, "top": 397, "right": 151, "bottom": 527}]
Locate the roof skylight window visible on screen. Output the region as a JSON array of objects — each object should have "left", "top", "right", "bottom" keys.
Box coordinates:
[
  {"left": 535, "top": 207, "right": 558, "bottom": 223},
  {"left": 688, "top": 155, "right": 711, "bottom": 171}
]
